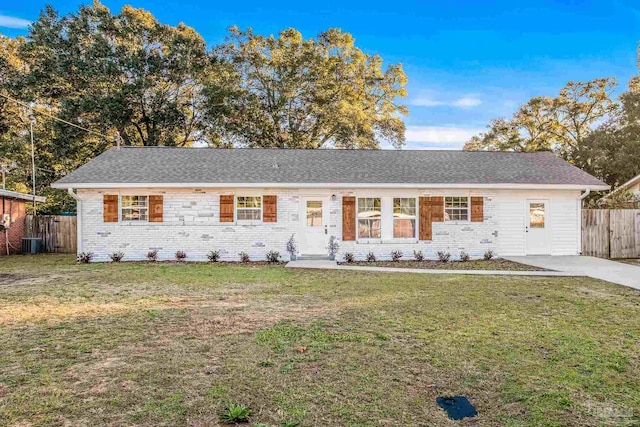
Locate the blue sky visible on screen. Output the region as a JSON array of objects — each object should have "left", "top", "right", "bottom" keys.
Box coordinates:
[{"left": 1, "top": 0, "right": 639, "bottom": 149}]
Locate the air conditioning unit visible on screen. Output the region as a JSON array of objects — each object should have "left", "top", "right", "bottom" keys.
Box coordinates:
[{"left": 21, "top": 238, "right": 43, "bottom": 254}]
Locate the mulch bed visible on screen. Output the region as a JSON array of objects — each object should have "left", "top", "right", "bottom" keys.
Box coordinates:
[{"left": 338, "top": 259, "right": 549, "bottom": 271}]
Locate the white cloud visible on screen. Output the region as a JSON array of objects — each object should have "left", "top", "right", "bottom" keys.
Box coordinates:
[
  {"left": 410, "top": 96, "right": 481, "bottom": 108},
  {"left": 452, "top": 97, "right": 482, "bottom": 108},
  {"left": 403, "top": 126, "right": 484, "bottom": 149},
  {"left": 0, "top": 14, "right": 31, "bottom": 29}
]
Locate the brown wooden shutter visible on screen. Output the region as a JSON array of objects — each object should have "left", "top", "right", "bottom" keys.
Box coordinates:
[
  {"left": 220, "top": 195, "right": 234, "bottom": 222},
  {"left": 103, "top": 195, "right": 119, "bottom": 222},
  {"left": 342, "top": 196, "right": 356, "bottom": 241},
  {"left": 149, "top": 195, "right": 163, "bottom": 222},
  {"left": 263, "top": 195, "right": 277, "bottom": 222},
  {"left": 419, "top": 197, "right": 432, "bottom": 240},
  {"left": 431, "top": 196, "right": 444, "bottom": 222},
  {"left": 471, "top": 196, "right": 484, "bottom": 222}
]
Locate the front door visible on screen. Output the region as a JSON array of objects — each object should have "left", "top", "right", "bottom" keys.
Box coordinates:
[
  {"left": 525, "top": 200, "right": 551, "bottom": 255},
  {"left": 299, "top": 197, "right": 329, "bottom": 255}
]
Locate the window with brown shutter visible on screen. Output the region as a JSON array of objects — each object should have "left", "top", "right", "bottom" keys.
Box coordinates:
[
  {"left": 220, "top": 195, "right": 234, "bottom": 222},
  {"left": 419, "top": 197, "right": 432, "bottom": 240},
  {"left": 431, "top": 196, "right": 444, "bottom": 222},
  {"left": 471, "top": 196, "right": 484, "bottom": 222},
  {"left": 103, "top": 195, "right": 119, "bottom": 222},
  {"left": 149, "top": 195, "right": 163, "bottom": 222},
  {"left": 342, "top": 196, "right": 356, "bottom": 241},
  {"left": 263, "top": 195, "right": 277, "bottom": 222}
]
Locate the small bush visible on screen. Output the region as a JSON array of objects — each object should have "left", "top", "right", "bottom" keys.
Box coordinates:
[
  {"left": 343, "top": 252, "right": 355, "bottom": 263},
  {"left": 207, "top": 250, "right": 220, "bottom": 262},
  {"left": 459, "top": 251, "right": 470, "bottom": 262},
  {"left": 109, "top": 251, "right": 124, "bottom": 262},
  {"left": 326, "top": 236, "right": 339, "bottom": 256},
  {"left": 147, "top": 250, "right": 158, "bottom": 262},
  {"left": 219, "top": 403, "right": 252, "bottom": 424},
  {"left": 484, "top": 249, "right": 495, "bottom": 260},
  {"left": 76, "top": 252, "right": 93, "bottom": 263},
  {"left": 175, "top": 251, "right": 187, "bottom": 261},
  {"left": 286, "top": 234, "right": 297, "bottom": 257},
  {"left": 437, "top": 251, "right": 451, "bottom": 263},
  {"left": 390, "top": 250, "right": 403, "bottom": 262},
  {"left": 265, "top": 250, "right": 280, "bottom": 263},
  {"left": 413, "top": 250, "right": 424, "bottom": 261},
  {"left": 366, "top": 251, "right": 377, "bottom": 262},
  {"left": 238, "top": 251, "right": 250, "bottom": 263}
]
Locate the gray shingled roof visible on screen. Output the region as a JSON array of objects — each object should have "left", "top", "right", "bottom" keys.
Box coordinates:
[{"left": 52, "top": 147, "right": 608, "bottom": 188}]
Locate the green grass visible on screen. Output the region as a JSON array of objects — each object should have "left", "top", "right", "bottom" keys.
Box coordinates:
[{"left": 0, "top": 254, "right": 639, "bottom": 426}]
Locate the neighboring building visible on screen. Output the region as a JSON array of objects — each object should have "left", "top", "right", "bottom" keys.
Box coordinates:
[
  {"left": 51, "top": 147, "right": 608, "bottom": 262},
  {"left": 0, "top": 189, "right": 46, "bottom": 255},
  {"left": 610, "top": 173, "right": 640, "bottom": 197}
]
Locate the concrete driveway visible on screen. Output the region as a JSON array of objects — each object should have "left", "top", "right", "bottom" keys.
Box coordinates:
[{"left": 504, "top": 256, "right": 640, "bottom": 290}]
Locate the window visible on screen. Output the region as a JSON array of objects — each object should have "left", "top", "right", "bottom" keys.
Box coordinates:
[
  {"left": 236, "top": 196, "right": 262, "bottom": 220},
  {"left": 121, "top": 195, "right": 148, "bottom": 221},
  {"left": 529, "top": 202, "right": 545, "bottom": 228},
  {"left": 444, "top": 196, "right": 469, "bottom": 221},
  {"left": 306, "top": 201, "right": 322, "bottom": 227},
  {"left": 393, "top": 198, "right": 416, "bottom": 238},
  {"left": 358, "top": 197, "right": 381, "bottom": 238}
]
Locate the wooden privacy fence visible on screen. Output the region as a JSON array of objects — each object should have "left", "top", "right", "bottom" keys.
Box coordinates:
[
  {"left": 582, "top": 209, "right": 640, "bottom": 259},
  {"left": 25, "top": 215, "right": 77, "bottom": 253}
]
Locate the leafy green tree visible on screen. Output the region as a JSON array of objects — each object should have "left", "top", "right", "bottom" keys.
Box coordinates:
[
  {"left": 464, "top": 78, "right": 617, "bottom": 157},
  {"left": 207, "top": 26, "right": 408, "bottom": 148}
]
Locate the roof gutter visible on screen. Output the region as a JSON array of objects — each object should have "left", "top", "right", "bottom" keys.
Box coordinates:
[{"left": 51, "top": 182, "right": 611, "bottom": 191}]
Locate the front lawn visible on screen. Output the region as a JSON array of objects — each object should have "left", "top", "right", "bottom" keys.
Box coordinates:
[{"left": 1, "top": 255, "right": 639, "bottom": 426}]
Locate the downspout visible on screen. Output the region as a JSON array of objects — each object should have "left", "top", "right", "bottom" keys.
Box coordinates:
[
  {"left": 577, "top": 188, "right": 591, "bottom": 255},
  {"left": 67, "top": 188, "right": 82, "bottom": 254}
]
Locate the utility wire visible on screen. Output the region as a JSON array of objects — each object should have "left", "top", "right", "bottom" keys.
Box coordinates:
[{"left": 0, "top": 92, "right": 111, "bottom": 140}]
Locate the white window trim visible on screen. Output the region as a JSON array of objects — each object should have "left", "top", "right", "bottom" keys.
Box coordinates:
[
  {"left": 356, "top": 197, "right": 382, "bottom": 241},
  {"left": 393, "top": 197, "right": 418, "bottom": 239},
  {"left": 120, "top": 194, "right": 149, "bottom": 223},
  {"left": 444, "top": 196, "right": 470, "bottom": 223},
  {"left": 235, "top": 195, "right": 263, "bottom": 223}
]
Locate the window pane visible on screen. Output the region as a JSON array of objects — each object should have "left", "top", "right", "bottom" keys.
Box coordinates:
[
  {"left": 358, "top": 219, "right": 381, "bottom": 238},
  {"left": 237, "top": 209, "right": 261, "bottom": 221},
  {"left": 306, "top": 201, "right": 322, "bottom": 227},
  {"left": 530, "top": 203, "right": 545, "bottom": 228},
  {"left": 393, "top": 198, "right": 416, "bottom": 217},
  {"left": 394, "top": 219, "right": 415, "bottom": 238},
  {"left": 121, "top": 196, "right": 148, "bottom": 221},
  {"left": 237, "top": 196, "right": 261, "bottom": 208},
  {"left": 358, "top": 198, "right": 381, "bottom": 218},
  {"left": 444, "top": 196, "right": 469, "bottom": 221}
]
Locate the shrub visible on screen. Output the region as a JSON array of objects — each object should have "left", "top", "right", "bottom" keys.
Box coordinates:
[
  {"left": 413, "top": 250, "right": 425, "bottom": 261},
  {"left": 109, "top": 251, "right": 124, "bottom": 262},
  {"left": 265, "top": 250, "right": 280, "bottom": 263},
  {"left": 366, "top": 251, "right": 377, "bottom": 262},
  {"left": 437, "top": 251, "right": 451, "bottom": 263},
  {"left": 484, "top": 249, "right": 495, "bottom": 260},
  {"left": 207, "top": 250, "right": 220, "bottom": 262},
  {"left": 326, "top": 236, "right": 339, "bottom": 256},
  {"left": 175, "top": 251, "right": 187, "bottom": 261},
  {"left": 459, "top": 251, "right": 470, "bottom": 262},
  {"left": 286, "top": 234, "right": 297, "bottom": 257},
  {"left": 390, "top": 250, "right": 403, "bottom": 262},
  {"left": 219, "top": 403, "right": 252, "bottom": 424},
  {"left": 76, "top": 252, "right": 93, "bottom": 263},
  {"left": 343, "top": 252, "right": 355, "bottom": 263},
  {"left": 238, "top": 251, "right": 250, "bottom": 263},
  {"left": 147, "top": 250, "right": 159, "bottom": 262}
]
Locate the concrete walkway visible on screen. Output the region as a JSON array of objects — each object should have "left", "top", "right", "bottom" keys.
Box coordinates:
[
  {"left": 286, "top": 259, "right": 584, "bottom": 277},
  {"left": 504, "top": 256, "right": 640, "bottom": 290}
]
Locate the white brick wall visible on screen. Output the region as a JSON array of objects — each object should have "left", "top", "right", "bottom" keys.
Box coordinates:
[{"left": 77, "top": 187, "right": 582, "bottom": 262}]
